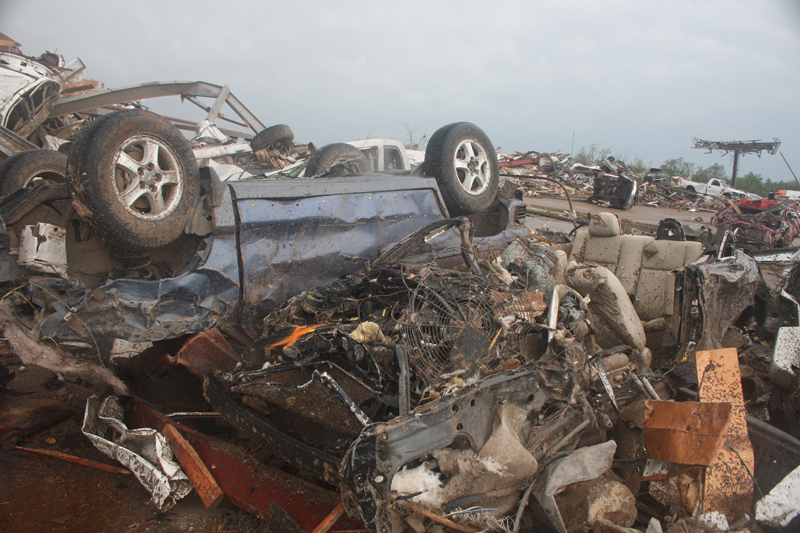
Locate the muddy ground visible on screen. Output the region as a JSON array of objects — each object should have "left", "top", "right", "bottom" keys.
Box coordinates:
[{"left": 0, "top": 355, "right": 245, "bottom": 533}]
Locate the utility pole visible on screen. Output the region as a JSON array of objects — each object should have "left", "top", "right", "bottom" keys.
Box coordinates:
[
  {"left": 692, "top": 138, "right": 781, "bottom": 188},
  {"left": 779, "top": 151, "right": 800, "bottom": 187},
  {"left": 571, "top": 132, "right": 575, "bottom": 158}
]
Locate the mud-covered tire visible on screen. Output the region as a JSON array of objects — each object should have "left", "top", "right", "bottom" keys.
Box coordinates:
[
  {"left": 656, "top": 218, "right": 686, "bottom": 241},
  {"left": 424, "top": 122, "right": 499, "bottom": 216},
  {"left": 250, "top": 124, "right": 294, "bottom": 153},
  {"left": 0, "top": 149, "right": 68, "bottom": 195},
  {"left": 610, "top": 198, "right": 626, "bottom": 210},
  {"left": 304, "top": 143, "right": 370, "bottom": 176},
  {"left": 67, "top": 109, "right": 199, "bottom": 251}
]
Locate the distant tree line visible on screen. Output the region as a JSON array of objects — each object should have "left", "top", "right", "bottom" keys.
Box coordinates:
[{"left": 573, "top": 145, "right": 798, "bottom": 197}]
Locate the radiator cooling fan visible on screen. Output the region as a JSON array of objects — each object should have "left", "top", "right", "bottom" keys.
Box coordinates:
[{"left": 399, "top": 269, "right": 546, "bottom": 386}]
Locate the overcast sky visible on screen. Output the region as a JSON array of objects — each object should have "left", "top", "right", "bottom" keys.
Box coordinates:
[{"left": 4, "top": 0, "right": 799, "bottom": 181}]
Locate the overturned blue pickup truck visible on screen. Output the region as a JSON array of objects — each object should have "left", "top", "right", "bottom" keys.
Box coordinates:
[{"left": 0, "top": 111, "right": 526, "bottom": 347}]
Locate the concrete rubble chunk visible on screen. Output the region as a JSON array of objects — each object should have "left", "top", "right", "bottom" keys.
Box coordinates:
[
  {"left": 554, "top": 471, "right": 637, "bottom": 533},
  {"left": 533, "top": 441, "right": 618, "bottom": 533},
  {"left": 755, "top": 463, "right": 800, "bottom": 528}
]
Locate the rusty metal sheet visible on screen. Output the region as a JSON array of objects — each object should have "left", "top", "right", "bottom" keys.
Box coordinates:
[
  {"left": 643, "top": 400, "right": 732, "bottom": 466},
  {"left": 173, "top": 327, "right": 240, "bottom": 378},
  {"left": 232, "top": 369, "right": 368, "bottom": 438},
  {"left": 696, "top": 348, "right": 755, "bottom": 519},
  {"left": 205, "top": 372, "right": 343, "bottom": 485},
  {"left": 126, "top": 398, "right": 359, "bottom": 532}
]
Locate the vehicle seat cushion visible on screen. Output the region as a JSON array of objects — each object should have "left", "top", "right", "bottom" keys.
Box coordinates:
[
  {"left": 568, "top": 213, "right": 624, "bottom": 270},
  {"left": 583, "top": 234, "right": 622, "bottom": 271},
  {"left": 568, "top": 229, "right": 622, "bottom": 272},
  {"left": 567, "top": 212, "right": 705, "bottom": 325},
  {"left": 634, "top": 240, "right": 704, "bottom": 321},
  {"left": 635, "top": 269, "right": 676, "bottom": 321},
  {"left": 565, "top": 263, "right": 646, "bottom": 351},
  {"left": 569, "top": 230, "right": 589, "bottom": 263},
  {"left": 641, "top": 240, "right": 703, "bottom": 270},
  {"left": 588, "top": 212, "right": 622, "bottom": 237},
  {"left": 614, "top": 235, "right": 651, "bottom": 295}
]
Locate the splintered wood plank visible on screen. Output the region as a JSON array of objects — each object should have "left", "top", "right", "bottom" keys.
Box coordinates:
[
  {"left": 696, "top": 348, "right": 754, "bottom": 519},
  {"left": 163, "top": 424, "right": 225, "bottom": 509}
]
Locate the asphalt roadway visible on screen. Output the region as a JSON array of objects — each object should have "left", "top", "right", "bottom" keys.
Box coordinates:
[{"left": 523, "top": 195, "right": 712, "bottom": 234}]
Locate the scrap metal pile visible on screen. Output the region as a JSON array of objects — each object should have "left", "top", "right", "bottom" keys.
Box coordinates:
[
  {"left": 497, "top": 151, "right": 756, "bottom": 214},
  {"left": 3, "top": 210, "right": 800, "bottom": 532},
  {"left": 74, "top": 219, "right": 800, "bottom": 532},
  {"left": 712, "top": 198, "right": 800, "bottom": 249},
  {"left": 498, "top": 152, "right": 635, "bottom": 211}
]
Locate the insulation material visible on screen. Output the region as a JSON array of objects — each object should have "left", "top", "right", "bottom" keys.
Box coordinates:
[
  {"left": 390, "top": 463, "right": 444, "bottom": 507},
  {"left": 349, "top": 322, "right": 386, "bottom": 344},
  {"left": 82, "top": 396, "right": 192, "bottom": 511}
]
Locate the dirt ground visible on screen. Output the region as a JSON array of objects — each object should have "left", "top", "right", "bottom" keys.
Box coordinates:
[{"left": 0, "top": 357, "right": 242, "bottom": 533}]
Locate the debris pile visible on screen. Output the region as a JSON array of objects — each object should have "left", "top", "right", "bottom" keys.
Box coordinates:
[
  {"left": 638, "top": 177, "right": 725, "bottom": 211},
  {"left": 499, "top": 152, "right": 635, "bottom": 210},
  {"left": 4, "top": 209, "right": 800, "bottom": 532},
  {"left": 499, "top": 151, "right": 596, "bottom": 198},
  {"left": 2, "top": 36, "right": 800, "bottom": 533},
  {"left": 712, "top": 198, "right": 800, "bottom": 249}
]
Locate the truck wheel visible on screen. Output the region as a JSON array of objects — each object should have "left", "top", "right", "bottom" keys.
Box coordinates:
[
  {"left": 304, "top": 143, "right": 370, "bottom": 176},
  {"left": 686, "top": 186, "right": 696, "bottom": 193},
  {"left": 251, "top": 124, "right": 294, "bottom": 153},
  {"left": 424, "top": 122, "right": 499, "bottom": 216},
  {"left": 0, "top": 149, "right": 68, "bottom": 195},
  {"left": 67, "top": 110, "right": 199, "bottom": 251}
]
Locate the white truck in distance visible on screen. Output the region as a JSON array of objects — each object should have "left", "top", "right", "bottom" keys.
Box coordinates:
[{"left": 675, "top": 176, "right": 760, "bottom": 200}]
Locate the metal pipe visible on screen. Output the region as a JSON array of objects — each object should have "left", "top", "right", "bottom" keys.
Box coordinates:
[
  {"left": 780, "top": 151, "right": 800, "bottom": 187},
  {"left": 316, "top": 371, "right": 372, "bottom": 427}
]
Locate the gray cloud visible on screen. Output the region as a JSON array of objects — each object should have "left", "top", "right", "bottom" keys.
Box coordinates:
[{"left": 3, "top": 0, "right": 799, "bottom": 181}]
